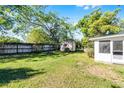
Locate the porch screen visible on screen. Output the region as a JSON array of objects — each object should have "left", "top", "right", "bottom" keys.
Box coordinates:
[
  {"left": 113, "top": 41, "right": 123, "bottom": 55},
  {"left": 99, "top": 40, "right": 110, "bottom": 53}
]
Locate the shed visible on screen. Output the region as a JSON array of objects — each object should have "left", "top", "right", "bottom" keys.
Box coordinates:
[
  {"left": 90, "top": 34, "right": 124, "bottom": 64},
  {"left": 60, "top": 39, "right": 76, "bottom": 52}
]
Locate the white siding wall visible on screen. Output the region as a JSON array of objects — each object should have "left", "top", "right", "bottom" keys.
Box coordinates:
[{"left": 94, "top": 39, "right": 124, "bottom": 64}]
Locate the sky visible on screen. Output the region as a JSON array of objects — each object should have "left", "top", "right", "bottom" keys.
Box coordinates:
[
  {"left": 46, "top": 5, "right": 124, "bottom": 40},
  {"left": 9, "top": 5, "right": 124, "bottom": 41}
]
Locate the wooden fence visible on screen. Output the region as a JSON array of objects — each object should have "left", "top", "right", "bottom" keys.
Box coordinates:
[{"left": 0, "top": 43, "right": 59, "bottom": 55}]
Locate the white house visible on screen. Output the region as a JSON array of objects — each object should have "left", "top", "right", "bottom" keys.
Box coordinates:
[
  {"left": 60, "top": 39, "right": 76, "bottom": 52},
  {"left": 90, "top": 34, "right": 124, "bottom": 64}
]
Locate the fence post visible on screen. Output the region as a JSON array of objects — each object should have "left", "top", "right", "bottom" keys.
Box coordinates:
[{"left": 17, "top": 44, "right": 18, "bottom": 54}]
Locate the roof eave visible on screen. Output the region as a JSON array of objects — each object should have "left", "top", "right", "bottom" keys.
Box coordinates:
[{"left": 89, "top": 34, "right": 124, "bottom": 41}]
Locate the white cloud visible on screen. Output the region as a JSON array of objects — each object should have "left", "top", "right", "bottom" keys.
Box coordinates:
[
  {"left": 76, "top": 5, "right": 83, "bottom": 7},
  {"left": 83, "top": 6, "right": 90, "bottom": 10},
  {"left": 76, "top": 5, "right": 100, "bottom": 10},
  {"left": 91, "top": 5, "right": 98, "bottom": 8}
]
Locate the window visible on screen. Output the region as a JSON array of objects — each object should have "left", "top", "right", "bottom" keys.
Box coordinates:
[
  {"left": 113, "top": 41, "right": 123, "bottom": 55},
  {"left": 99, "top": 40, "right": 110, "bottom": 53}
]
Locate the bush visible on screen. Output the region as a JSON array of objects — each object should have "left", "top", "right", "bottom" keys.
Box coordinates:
[
  {"left": 64, "top": 47, "right": 70, "bottom": 52},
  {"left": 86, "top": 48, "right": 94, "bottom": 58},
  {"left": 0, "top": 36, "right": 21, "bottom": 43}
]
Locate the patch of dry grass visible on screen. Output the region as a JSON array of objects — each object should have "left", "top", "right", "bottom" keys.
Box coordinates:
[{"left": 87, "top": 65, "right": 123, "bottom": 83}]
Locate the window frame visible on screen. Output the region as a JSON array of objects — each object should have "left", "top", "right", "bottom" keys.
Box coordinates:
[
  {"left": 113, "top": 40, "right": 123, "bottom": 55},
  {"left": 99, "top": 40, "right": 110, "bottom": 54}
]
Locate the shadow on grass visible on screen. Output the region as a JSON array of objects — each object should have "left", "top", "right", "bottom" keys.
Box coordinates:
[
  {"left": 0, "top": 68, "right": 46, "bottom": 85},
  {"left": 0, "top": 50, "right": 84, "bottom": 63},
  {"left": 62, "top": 50, "right": 84, "bottom": 54},
  {"left": 0, "top": 51, "right": 68, "bottom": 63}
]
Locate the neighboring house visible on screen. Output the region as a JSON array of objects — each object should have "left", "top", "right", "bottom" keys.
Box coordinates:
[
  {"left": 60, "top": 39, "right": 76, "bottom": 52},
  {"left": 90, "top": 34, "right": 124, "bottom": 64}
]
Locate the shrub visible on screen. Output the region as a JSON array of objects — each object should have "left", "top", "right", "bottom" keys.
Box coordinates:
[
  {"left": 86, "top": 48, "right": 94, "bottom": 58},
  {"left": 0, "top": 36, "right": 21, "bottom": 43},
  {"left": 64, "top": 47, "right": 70, "bottom": 52}
]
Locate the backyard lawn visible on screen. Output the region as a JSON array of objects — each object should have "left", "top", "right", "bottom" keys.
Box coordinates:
[{"left": 0, "top": 52, "right": 124, "bottom": 88}]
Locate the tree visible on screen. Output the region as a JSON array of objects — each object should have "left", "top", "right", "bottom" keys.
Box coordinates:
[
  {"left": 119, "top": 19, "right": 124, "bottom": 31},
  {"left": 26, "top": 28, "right": 51, "bottom": 44},
  {"left": 1, "top": 6, "right": 73, "bottom": 43},
  {"left": 75, "top": 40, "right": 83, "bottom": 50},
  {"left": 0, "top": 6, "right": 14, "bottom": 35},
  {"left": 0, "top": 36, "right": 21, "bottom": 43},
  {"left": 0, "top": 6, "right": 73, "bottom": 43},
  {"left": 77, "top": 8, "right": 121, "bottom": 47}
]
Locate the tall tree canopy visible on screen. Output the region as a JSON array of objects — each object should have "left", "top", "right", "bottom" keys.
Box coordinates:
[
  {"left": 0, "top": 6, "right": 14, "bottom": 35},
  {"left": 0, "top": 6, "right": 73, "bottom": 43},
  {"left": 26, "top": 28, "right": 51, "bottom": 44},
  {"left": 77, "top": 8, "right": 121, "bottom": 47}
]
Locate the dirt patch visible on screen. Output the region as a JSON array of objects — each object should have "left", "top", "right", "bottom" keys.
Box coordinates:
[
  {"left": 87, "top": 65, "right": 123, "bottom": 83},
  {"left": 76, "top": 61, "right": 87, "bottom": 66}
]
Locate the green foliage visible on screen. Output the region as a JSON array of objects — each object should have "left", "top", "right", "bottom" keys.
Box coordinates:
[
  {"left": 85, "top": 48, "right": 94, "bottom": 58},
  {"left": 26, "top": 28, "right": 52, "bottom": 44},
  {"left": 119, "top": 19, "right": 124, "bottom": 31},
  {"left": 81, "top": 37, "right": 88, "bottom": 47},
  {"left": 0, "top": 6, "right": 13, "bottom": 34},
  {"left": 75, "top": 40, "right": 83, "bottom": 49},
  {"left": 77, "top": 8, "right": 121, "bottom": 47},
  {"left": 0, "top": 6, "right": 73, "bottom": 43},
  {"left": 64, "top": 47, "right": 70, "bottom": 52},
  {"left": 0, "top": 36, "right": 21, "bottom": 43}
]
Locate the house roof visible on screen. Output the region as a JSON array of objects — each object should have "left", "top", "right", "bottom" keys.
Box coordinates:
[{"left": 89, "top": 33, "right": 124, "bottom": 41}]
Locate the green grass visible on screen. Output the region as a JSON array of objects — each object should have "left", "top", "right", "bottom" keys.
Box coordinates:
[{"left": 0, "top": 51, "right": 124, "bottom": 88}]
